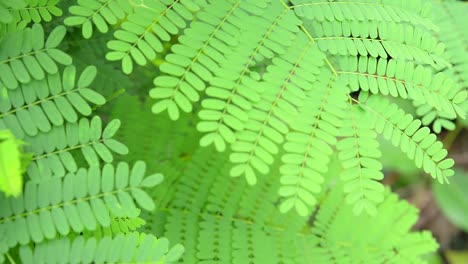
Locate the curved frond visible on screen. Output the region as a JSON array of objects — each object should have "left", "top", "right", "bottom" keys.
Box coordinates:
[
  {"left": 307, "top": 184, "right": 438, "bottom": 263},
  {"left": 338, "top": 56, "right": 466, "bottom": 119},
  {"left": 337, "top": 99, "right": 384, "bottom": 215},
  {"left": 64, "top": 0, "right": 133, "bottom": 39},
  {"left": 362, "top": 94, "right": 455, "bottom": 184},
  {"left": 311, "top": 20, "right": 446, "bottom": 66},
  {"left": 150, "top": 0, "right": 270, "bottom": 120},
  {"left": 291, "top": 0, "right": 436, "bottom": 30}
]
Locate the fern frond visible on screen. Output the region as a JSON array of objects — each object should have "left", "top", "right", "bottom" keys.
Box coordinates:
[
  {"left": 106, "top": 0, "right": 207, "bottom": 74},
  {"left": 337, "top": 56, "right": 466, "bottom": 119},
  {"left": 310, "top": 20, "right": 447, "bottom": 67},
  {"left": 154, "top": 147, "right": 310, "bottom": 263},
  {"left": 142, "top": 146, "right": 437, "bottom": 263},
  {"left": 150, "top": 0, "right": 271, "bottom": 120},
  {"left": 337, "top": 99, "right": 384, "bottom": 215},
  {"left": 0, "top": 130, "right": 30, "bottom": 197},
  {"left": 196, "top": 2, "right": 301, "bottom": 151},
  {"left": 0, "top": 161, "right": 161, "bottom": 248},
  {"left": 0, "top": 65, "right": 106, "bottom": 139},
  {"left": 18, "top": 232, "right": 184, "bottom": 263},
  {"left": 307, "top": 184, "right": 438, "bottom": 263},
  {"left": 0, "top": 24, "right": 71, "bottom": 90},
  {"left": 64, "top": 0, "right": 133, "bottom": 39},
  {"left": 278, "top": 73, "right": 348, "bottom": 216},
  {"left": 361, "top": 94, "right": 455, "bottom": 184},
  {"left": 414, "top": 100, "right": 458, "bottom": 133},
  {"left": 25, "top": 116, "right": 128, "bottom": 182},
  {"left": 228, "top": 32, "right": 326, "bottom": 185},
  {"left": 9, "top": 0, "right": 62, "bottom": 25},
  {"left": 291, "top": 0, "right": 436, "bottom": 30}
]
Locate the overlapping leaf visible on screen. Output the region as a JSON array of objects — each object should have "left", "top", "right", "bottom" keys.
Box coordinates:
[{"left": 196, "top": 1, "right": 300, "bottom": 151}]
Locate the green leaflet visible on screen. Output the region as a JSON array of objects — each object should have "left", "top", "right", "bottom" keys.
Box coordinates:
[
  {"left": 105, "top": 0, "right": 205, "bottom": 74},
  {"left": 143, "top": 146, "right": 438, "bottom": 263},
  {"left": 0, "top": 0, "right": 61, "bottom": 24},
  {"left": 18, "top": 232, "right": 183, "bottom": 264},
  {"left": 337, "top": 101, "right": 384, "bottom": 216},
  {"left": 0, "top": 65, "right": 105, "bottom": 138},
  {"left": 64, "top": 0, "right": 133, "bottom": 39},
  {"left": 0, "top": 0, "right": 466, "bottom": 262},
  {"left": 0, "top": 161, "right": 161, "bottom": 248},
  {"left": 21, "top": 116, "right": 128, "bottom": 183},
  {"left": 0, "top": 24, "right": 71, "bottom": 90},
  {"left": 362, "top": 94, "right": 455, "bottom": 184}
]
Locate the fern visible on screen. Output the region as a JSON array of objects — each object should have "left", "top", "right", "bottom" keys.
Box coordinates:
[
  {"left": 0, "top": 65, "right": 105, "bottom": 138},
  {"left": 106, "top": 0, "right": 207, "bottom": 74},
  {"left": 0, "top": 24, "right": 71, "bottom": 89},
  {"left": 0, "top": 161, "right": 160, "bottom": 246},
  {"left": 139, "top": 145, "right": 437, "bottom": 263},
  {"left": 25, "top": 116, "right": 128, "bottom": 182},
  {"left": 18, "top": 232, "right": 184, "bottom": 263},
  {"left": 64, "top": 0, "right": 133, "bottom": 39},
  {"left": 0, "top": 0, "right": 466, "bottom": 262}
]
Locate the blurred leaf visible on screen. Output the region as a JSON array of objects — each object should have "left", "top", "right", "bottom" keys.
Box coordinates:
[
  {"left": 433, "top": 169, "right": 468, "bottom": 232},
  {"left": 446, "top": 250, "right": 468, "bottom": 264}
]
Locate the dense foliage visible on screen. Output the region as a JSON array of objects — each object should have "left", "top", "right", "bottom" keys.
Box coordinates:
[{"left": 0, "top": 0, "right": 466, "bottom": 263}]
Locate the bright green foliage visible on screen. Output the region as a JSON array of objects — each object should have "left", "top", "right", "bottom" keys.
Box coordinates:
[
  {"left": 135, "top": 143, "right": 437, "bottom": 263},
  {"left": 64, "top": 0, "right": 133, "bottom": 39},
  {"left": 106, "top": 0, "right": 206, "bottom": 74},
  {"left": 362, "top": 94, "right": 455, "bottom": 184},
  {"left": 0, "top": 161, "right": 161, "bottom": 247},
  {"left": 25, "top": 116, "right": 129, "bottom": 182},
  {"left": 151, "top": 0, "right": 273, "bottom": 120},
  {"left": 19, "top": 232, "right": 184, "bottom": 264},
  {"left": 0, "top": 65, "right": 105, "bottom": 138},
  {"left": 0, "top": 130, "right": 30, "bottom": 197},
  {"left": 308, "top": 184, "right": 438, "bottom": 263},
  {"left": 0, "top": 0, "right": 62, "bottom": 25},
  {"left": 0, "top": 24, "right": 71, "bottom": 90},
  {"left": 148, "top": 0, "right": 467, "bottom": 216},
  {"left": 279, "top": 72, "right": 347, "bottom": 216},
  {"left": 0, "top": 0, "right": 466, "bottom": 262}
]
